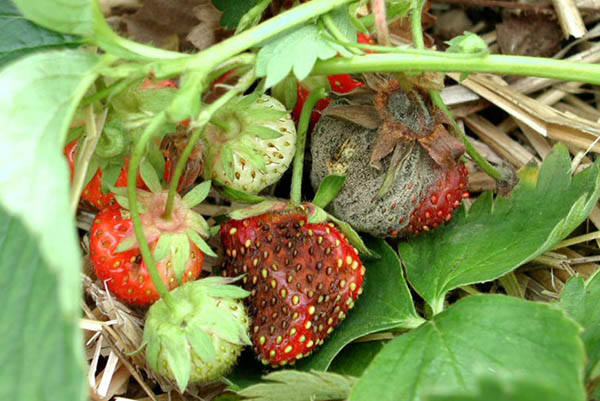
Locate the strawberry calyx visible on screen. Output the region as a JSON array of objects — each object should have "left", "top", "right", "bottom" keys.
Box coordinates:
[{"left": 143, "top": 276, "right": 250, "bottom": 391}]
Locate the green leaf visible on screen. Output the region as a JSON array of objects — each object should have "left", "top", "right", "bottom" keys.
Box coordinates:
[
  {"left": 13, "top": 0, "right": 104, "bottom": 37},
  {"left": 401, "top": 145, "right": 600, "bottom": 312},
  {"left": 328, "top": 341, "right": 386, "bottom": 377},
  {"left": 212, "top": 0, "right": 258, "bottom": 29},
  {"left": 0, "top": 0, "right": 81, "bottom": 68},
  {"left": 0, "top": 208, "right": 86, "bottom": 401},
  {"left": 183, "top": 180, "right": 212, "bottom": 208},
  {"left": 350, "top": 295, "right": 586, "bottom": 401},
  {"left": 187, "top": 229, "right": 218, "bottom": 258},
  {"left": 237, "top": 370, "right": 357, "bottom": 401},
  {"left": 256, "top": 21, "right": 351, "bottom": 88},
  {"left": 0, "top": 50, "right": 101, "bottom": 314},
  {"left": 560, "top": 272, "right": 600, "bottom": 382},
  {"left": 140, "top": 156, "right": 163, "bottom": 193},
  {"left": 297, "top": 238, "right": 423, "bottom": 371},
  {"left": 312, "top": 174, "right": 345, "bottom": 209},
  {"left": 427, "top": 376, "right": 577, "bottom": 401},
  {"left": 246, "top": 125, "right": 284, "bottom": 140}
]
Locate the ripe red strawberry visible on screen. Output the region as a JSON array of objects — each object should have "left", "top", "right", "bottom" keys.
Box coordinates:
[
  {"left": 409, "top": 162, "right": 469, "bottom": 234},
  {"left": 220, "top": 204, "right": 364, "bottom": 366},
  {"left": 64, "top": 139, "right": 146, "bottom": 209},
  {"left": 89, "top": 183, "right": 215, "bottom": 305}
]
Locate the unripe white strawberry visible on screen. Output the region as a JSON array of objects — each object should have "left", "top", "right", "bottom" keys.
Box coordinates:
[
  {"left": 143, "top": 277, "right": 251, "bottom": 391},
  {"left": 202, "top": 94, "right": 296, "bottom": 194}
]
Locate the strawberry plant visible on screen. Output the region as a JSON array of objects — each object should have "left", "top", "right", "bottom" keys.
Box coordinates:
[{"left": 2, "top": 0, "right": 600, "bottom": 400}]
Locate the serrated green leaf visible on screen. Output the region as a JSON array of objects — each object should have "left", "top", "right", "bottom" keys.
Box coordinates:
[
  {"left": 0, "top": 50, "right": 100, "bottom": 318},
  {"left": 350, "top": 295, "right": 586, "bottom": 401},
  {"left": 183, "top": 180, "right": 212, "bottom": 208},
  {"left": 246, "top": 125, "right": 284, "bottom": 140},
  {"left": 163, "top": 328, "right": 192, "bottom": 392},
  {"left": 186, "top": 321, "right": 218, "bottom": 364},
  {"left": 0, "top": 0, "right": 81, "bottom": 68},
  {"left": 560, "top": 272, "right": 600, "bottom": 383},
  {"left": 212, "top": 0, "right": 258, "bottom": 29},
  {"left": 0, "top": 208, "right": 86, "bottom": 401},
  {"left": 297, "top": 238, "right": 422, "bottom": 371},
  {"left": 171, "top": 233, "right": 190, "bottom": 284},
  {"left": 140, "top": 157, "right": 163, "bottom": 193},
  {"left": 312, "top": 174, "right": 345, "bottom": 209},
  {"left": 221, "top": 144, "right": 235, "bottom": 182},
  {"left": 238, "top": 370, "right": 357, "bottom": 401},
  {"left": 401, "top": 145, "right": 600, "bottom": 312},
  {"left": 186, "top": 229, "right": 217, "bottom": 258},
  {"left": 256, "top": 21, "right": 351, "bottom": 88}
]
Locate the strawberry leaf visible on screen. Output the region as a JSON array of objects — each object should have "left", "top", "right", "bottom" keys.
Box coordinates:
[
  {"left": 560, "top": 272, "right": 600, "bottom": 383},
  {"left": 350, "top": 295, "right": 586, "bottom": 401},
  {"left": 0, "top": 49, "right": 100, "bottom": 401},
  {"left": 296, "top": 238, "right": 423, "bottom": 371},
  {"left": 256, "top": 14, "right": 353, "bottom": 88},
  {"left": 183, "top": 180, "right": 212, "bottom": 208},
  {"left": 212, "top": 0, "right": 258, "bottom": 29},
  {"left": 0, "top": 0, "right": 81, "bottom": 67},
  {"left": 401, "top": 145, "right": 600, "bottom": 313}
]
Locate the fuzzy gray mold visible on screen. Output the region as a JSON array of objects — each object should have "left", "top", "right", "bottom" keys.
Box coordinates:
[{"left": 310, "top": 114, "right": 442, "bottom": 237}]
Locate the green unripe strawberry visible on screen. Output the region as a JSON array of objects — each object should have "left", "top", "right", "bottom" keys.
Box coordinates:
[
  {"left": 202, "top": 94, "right": 296, "bottom": 194},
  {"left": 143, "top": 277, "right": 251, "bottom": 391}
]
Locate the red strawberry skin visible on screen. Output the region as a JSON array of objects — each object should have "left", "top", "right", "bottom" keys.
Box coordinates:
[
  {"left": 64, "top": 139, "right": 146, "bottom": 209},
  {"left": 90, "top": 205, "right": 204, "bottom": 305},
  {"left": 409, "top": 162, "right": 469, "bottom": 235},
  {"left": 220, "top": 209, "right": 364, "bottom": 366}
]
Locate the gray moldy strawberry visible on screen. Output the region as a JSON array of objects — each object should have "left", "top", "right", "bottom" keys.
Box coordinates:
[{"left": 310, "top": 75, "right": 469, "bottom": 237}]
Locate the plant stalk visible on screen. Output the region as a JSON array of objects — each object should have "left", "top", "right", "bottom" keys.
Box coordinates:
[
  {"left": 127, "top": 111, "right": 174, "bottom": 307},
  {"left": 163, "top": 70, "right": 257, "bottom": 218},
  {"left": 290, "top": 88, "right": 328, "bottom": 204}
]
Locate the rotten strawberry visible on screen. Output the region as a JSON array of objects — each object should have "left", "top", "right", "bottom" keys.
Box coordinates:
[{"left": 220, "top": 202, "right": 365, "bottom": 366}]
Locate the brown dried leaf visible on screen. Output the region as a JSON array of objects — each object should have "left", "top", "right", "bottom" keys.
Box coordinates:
[
  {"left": 321, "top": 105, "right": 382, "bottom": 129},
  {"left": 497, "top": 12, "right": 562, "bottom": 57},
  {"left": 124, "top": 0, "right": 213, "bottom": 50},
  {"left": 187, "top": 2, "right": 225, "bottom": 51},
  {"left": 418, "top": 123, "right": 465, "bottom": 169}
]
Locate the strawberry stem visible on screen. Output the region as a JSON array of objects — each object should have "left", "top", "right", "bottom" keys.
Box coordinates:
[
  {"left": 127, "top": 111, "right": 175, "bottom": 307},
  {"left": 163, "top": 70, "right": 257, "bottom": 219},
  {"left": 290, "top": 88, "right": 328, "bottom": 205},
  {"left": 409, "top": 0, "right": 504, "bottom": 182}
]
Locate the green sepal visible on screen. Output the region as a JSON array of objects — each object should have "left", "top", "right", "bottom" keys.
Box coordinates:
[
  {"left": 83, "top": 155, "right": 101, "bottom": 189},
  {"left": 96, "top": 118, "right": 128, "bottom": 159},
  {"left": 171, "top": 233, "right": 191, "bottom": 284},
  {"left": 146, "top": 140, "right": 166, "bottom": 183},
  {"left": 100, "top": 161, "right": 122, "bottom": 194},
  {"left": 312, "top": 174, "right": 346, "bottom": 209},
  {"left": 235, "top": 93, "right": 261, "bottom": 109},
  {"left": 183, "top": 180, "right": 212, "bottom": 208},
  {"left": 115, "top": 234, "right": 138, "bottom": 253},
  {"left": 246, "top": 125, "right": 284, "bottom": 140},
  {"left": 153, "top": 232, "right": 173, "bottom": 262},
  {"left": 243, "top": 107, "right": 287, "bottom": 122},
  {"left": 134, "top": 87, "right": 178, "bottom": 115},
  {"left": 144, "top": 328, "right": 161, "bottom": 371},
  {"left": 65, "top": 125, "right": 85, "bottom": 145},
  {"left": 201, "top": 276, "right": 251, "bottom": 299},
  {"left": 271, "top": 74, "right": 298, "bottom": 110},
  {"left": 321, "top": 208, "right": 375, "bottom": 257},
  {"left": 198, "top": 306, "right": 251, "bottom": 346},
  {"left": 229, "top": 200, "right": 288, "bottom": 220},
  {"left": 187, "top": 229, "right": 217, "bottom": 258},
  {"left": 166, "top": 72, "right": 203, "bottom": 123},
  {"left": 140, "top": 157, "right": 163, "bottom": 193},
  {"left": 162, "top": 326, "right": 192, "bottom": 393},
  {"left": 221, "top": 144, "right": 236, "bottom": 182},
  {"left": 307, "top": 205, "right": 328, "bottom": 224},
  {"left": 236, "top": 138, "right": 267, "bottom": 172},
  {"left": 217, "top": 183, "right": 266, "bottom": 204},
  {"left": 186, "top": 319, "right": 218, "bottom": 364},
  {"left": 186, "top": 210, "right": 211, "bottom": 237}
]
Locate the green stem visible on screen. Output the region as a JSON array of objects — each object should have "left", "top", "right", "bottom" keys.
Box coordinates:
[
  {"left": 322, "top": 14, "right": 363, "bottom": 55},
  {"left": 311, "top": 53, "right": 600, "bottom": 86},
  {"left": 127, "top": 112, "right": 174, "bottom": 307},
  {"left": 163, "top": 71, "right": 257, "bottom": 218},
  {"left": 157, "top": 0, "right": 356, "bottom": 76},
  {"left": 430, "top": 90, "right": 503, "bottom": 181},
  {"left": 290, "top": 88, "right": 328, "bottom": 204},
  {"left": 410, "top": 0, "right": 426, "bottom": 49},
  {"left": 209, "top": 117, "right": 232, "bottom": 132}
]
